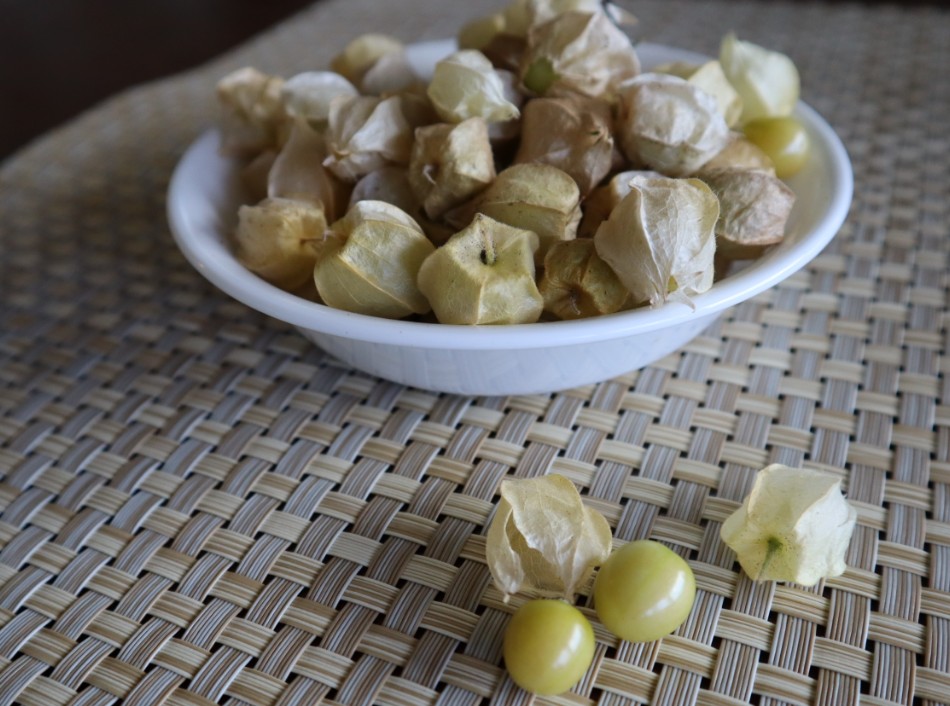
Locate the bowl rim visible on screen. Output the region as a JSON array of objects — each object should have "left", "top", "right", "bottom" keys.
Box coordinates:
[{"left": 167, "top": 41, "right": 853, "bottom": 352}]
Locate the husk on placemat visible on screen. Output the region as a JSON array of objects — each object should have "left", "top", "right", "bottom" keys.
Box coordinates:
[{"left": 1, "top": 0, "right": 949, "bottom": 704}]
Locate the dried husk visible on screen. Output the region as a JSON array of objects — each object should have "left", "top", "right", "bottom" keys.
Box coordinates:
[
  {"left": 577, "top": 169, "right": 661, "bottom": 238},
  {"left": 475, "top": 163, "right": 581, "bottom": 261},
  {"left": 458, "top": 13, "right": 508, "bottom": 51},
  {"left": 617, "top": 73, "right": 731, "bottom": 176},
  {"left": 654, "top": 60, "right": 743, "bottom": 127},
  {"left": 234, "top": 197, "right": 327, "bottom": 290},
  {"left": 514, "top": 95, "right": 614, "bottom": 195},
  {"left": 427, "top": 50, "right": 522, "bottom": 124},
  {"left": 268, "top": 119, "right": 350, "bottom": 222},
  {"left": 719, "top": 33, "right": 800, "bottom": 125},
  {"left": 280, "top": 71, "right": 359, "bottom": 127},
  {"left": 720, "top": 464, "right": 857, "bottom": 586},
  {"left": 240, "top": 150, "right": 277, "bottom": 205},
  {"left": 539, "top": 239, "right": 629, "bottom": 319},
  {"left": 520, "top": 11, "right": 640, "bottom": 100},
  {"left": 702, "top": 131, "right": 775, "bottom": 173},
  {"left": 409, "top": 118, "right": 497, "bottom": 220},
  {"left": 359, "top": 49, "right": 420, "bottom": 95},
  {"left": 485, "top": 474, "right": 612, "bottom": 600},
  {"left": 699, "top": 167, "right": 795, "bottom": 259},
  {"left": 594, "top": 174, "right": 719, "bottom": 307},
  {"left": 330, "top": 33, "right": 405, "bottom": 85},
  {"left": 313, "top": 200, "right": 434, "bottom": 318},
  {"left": 216, "top": 67, "right": 288, "bottom": 157},
  {"left": 349, "top": 166, "right": 419, "bottom": 216},
  {"left": 323, "top": 94, "right": 414, "bottom": 182},
  {"left": 417, "top": 213, "right": 543, "bottom": 325}
]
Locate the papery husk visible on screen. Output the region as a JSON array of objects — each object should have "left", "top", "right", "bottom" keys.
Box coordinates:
[
  {"left": 617, "top": 73, "right": 731, "bottom": 177},
  {"left": 720, "top": 464, "right": 857, "bottom": 586},
  {"left": 350, "top": 166, "right": 419, "bottom": 215},
  {"left": 280, "top": 71, "right": 359, "bottom": 127},
  {"left": 594, "top": 174, "right": 719, "bottom": 307},
  {"left": 314, "top": 200, "right": 433, "bottom": 318},
  {"left": 330, "top": 33, "right": 405, "bottom": 85},
  {"left": 216, "top": 67, "right": 288, "bottom": 157},
  {"left": 578, "top": 169, "right": 660, "bottom": 238},
  {"left": 485, "top": 474, "right": 613, "bottom": 600},
  {"left": 323, "top": 94, "right": 414, "bottom": 182},
  {"left": 653, "top": 59, "right": 743, "bottom": 127},
  {"left": 481, "top": 33, "right": 528, "bottom": 73},
  {"left": 475, "top": 163, "right": 581, "bottom": 261},
  {"left": 699, "top": 167, "right": 795, "bottom": 260},
  {"left": 702, "top": 131, "right": 775, "bottom": 173},
  {"left": 427, "top": 50, "right": 522, "bottom": 124},
  {"left": 539, "top": 239, "right": 629, "bottom": 319},
  {"left": 520, "top": 11, "right": 640, "bottom": 100},
  {"left": 514, "top": 95, "right": 614, "bottom": 196},
  {"left": 720, "top": 33, "right": 800, "bottom": 125},
  {"left": 359, "top": 48, "right": 420, "bottom": 95},
  {"left": 240, "top": 150, "right": 277, "bottom": 205},
  {"left": 487, "top": 70, "right": 525, "bottom": 143},
  {"left": 409, "top": 118, "right": 497, "bottom": 220},
  {"left": 417, "top": 213, "right": 542, "bottom": 325},
  {"left": 269, "top": 119, "right": 350, "bottom": 222},
  {"left": 458, "top": 13, "right": 508, "bottom": 51},
  {"left": 234, "top": 197, "right": 327, "bottom": 290}
]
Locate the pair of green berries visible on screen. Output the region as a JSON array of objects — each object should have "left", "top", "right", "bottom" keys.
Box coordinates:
[{"left": 502, "top": 540, "right": 696, "bottom": 696}]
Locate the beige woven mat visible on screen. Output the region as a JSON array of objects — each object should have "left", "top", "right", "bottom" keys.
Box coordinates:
[{"left": 2, "top": 0, "right": 950, "bottom": 704}]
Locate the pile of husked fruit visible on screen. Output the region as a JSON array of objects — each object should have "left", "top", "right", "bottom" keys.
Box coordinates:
[{"left": 216, "top": 0, "right": 808, "bottom": 325}]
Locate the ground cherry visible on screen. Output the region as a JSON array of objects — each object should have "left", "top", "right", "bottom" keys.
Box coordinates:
[
  {"left": 502, "top": 599, "right": 595, "bottom": 695},
  {"left": 742, "top": 115, "right": 810, "bottom": 179},
  {"left": 593, "top": 540, "right": 696, "bottom": 643}
]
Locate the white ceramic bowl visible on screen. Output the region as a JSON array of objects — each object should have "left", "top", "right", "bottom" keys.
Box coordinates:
[{"left": 168, "top": 40, "right": 853, "bottom": 396}]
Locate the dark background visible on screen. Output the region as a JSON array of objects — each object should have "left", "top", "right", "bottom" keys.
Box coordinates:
[
  {"left": 1, "top": 0, "right": 947, "bottom": 162},
  {"left": 0, "top": 0, "right": 316, "bottom": 161}
]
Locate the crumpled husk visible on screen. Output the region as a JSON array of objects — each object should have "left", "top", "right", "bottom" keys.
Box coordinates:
[
  {"left": 409, "top": 117, "right": 496, "bottom": 220},
  {"left": 719, "top": 33, "right": 800, "bottom": 125},
  {"left": 720, "top": 464, "right": 857, "bottom": 586},
  {"left": 617, "top": 72, "right": 731, "bottom": 177},
  {"left": 653, "top": 59, "right": 743, "bottom": 127},
  {"left": 323, "top": 95, "right": 414, "bottom": 182},
  {"left": 699, "top": 167, "right": 795, "bottom": 260},
  {"left": 268, "top": 118, "right": 350, "bottom": 222},
  {"left": 216, "top": 67, "right": 288, "bottom": 157},
  {"left": 514, "top": 95, "right": 614, "bottom": 196},
  {"left": 427, "top": 50, "right": 522, "bottom": 124},
  {"left": 593, "top": 174, "right": 719, "bottom": 307},
  {"left": 485, "top": 474, "right": 613, "bottom": 600},
  {"left": 280, "top": 71, "right": 359, "bottom": 128},
  {"left": 519, "top": 10, "right": 640, "bottom": 100}
]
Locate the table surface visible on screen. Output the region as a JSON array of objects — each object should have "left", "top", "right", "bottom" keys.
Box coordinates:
[{"left": 2, "top": 1, "right": 949, "bottom": 704}]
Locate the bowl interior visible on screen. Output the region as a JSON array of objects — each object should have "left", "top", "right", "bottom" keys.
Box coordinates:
[{"left": 167, "top": 41, "right": 853, "bottom": 351}]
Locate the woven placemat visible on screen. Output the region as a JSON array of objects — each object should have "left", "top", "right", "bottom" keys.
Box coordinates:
[{"left": 2, "top": 0, "right": 949, "bottom": 704}]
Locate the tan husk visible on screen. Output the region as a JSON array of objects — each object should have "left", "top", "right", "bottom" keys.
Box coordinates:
[
  {"left": 323, "top": 95, "right": 414, "bottom": 182},
  {"left": 330, "top": 33, "right": 405, "bottom": 85},
  {"left": 653, "top": 59, "right": 743, "bottom": 127},
  {"left": 486, "top": 474, "right": 613, "bottom": 601},
  {"left": 578, "top": 169, "right": 661, "bottom": 238},
  {"left": 417, "top": 213, "right": 543, "bottom": 325},
  {"left": 594, "top": 174, "right": 719, "bottom": 307},
  {"left": 427, "top": 50, "right": 522, "bottom": 124},
  {"left": 617, "top": 72, "right": 731, "bottom": 176},
  {"left": 313, "top": 200, "right": 434, "bottom": 318},
  {"left": 720, "top": 464, "right": 857, "bottom": 586},
  {"left": 409, "top": 118, "right": 497, "bottom": 220},
  {"left": 268, "top": 118, "right": 350, "bottom": 222},
  {"left": 702, "top": 132, "right": 775, "bottom": 173},
  {"left": 539, "top": 239, "right": 629, "bottom": 319},
  {"left": 699, "top": 167, "right": 795, "bottom": 259},
  {"left": 234, "top": 197, "right": 327, "bottom": 290},
  {"left": 475, "top": 163, "right": 581, "bottom": 261},
  {"left": 514, "top": 95, "right": 614, "bottom": 195},
  {"left": 216, "top": 67, "right": 288, "bottom": 157},
  {"left": 520, "top": 11, "right": 640, "bottom": 100}
]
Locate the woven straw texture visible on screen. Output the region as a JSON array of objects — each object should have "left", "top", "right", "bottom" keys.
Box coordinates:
[{"left": 2, "top": 0, "right": 949, "bottom": 704}]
